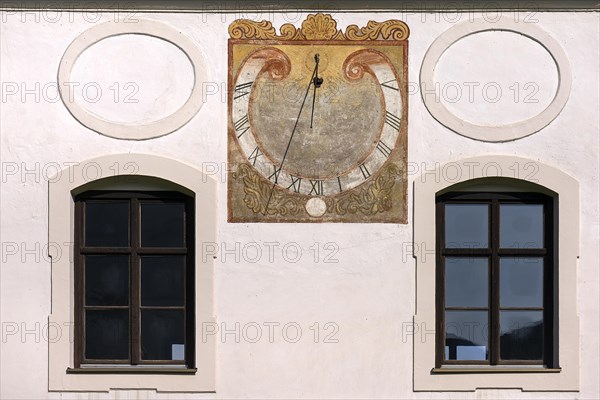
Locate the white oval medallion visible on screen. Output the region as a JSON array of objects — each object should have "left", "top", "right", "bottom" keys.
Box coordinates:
[
  {"left": 420, "top": 17, "right": 572, "bottom": 142},
  {"left": 58, "top": 19, "right": 207, "bottom": 140}
]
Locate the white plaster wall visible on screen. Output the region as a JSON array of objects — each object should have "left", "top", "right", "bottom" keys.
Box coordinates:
[{"left": 0, "top": 9, "right": 598, "bottom": 400}]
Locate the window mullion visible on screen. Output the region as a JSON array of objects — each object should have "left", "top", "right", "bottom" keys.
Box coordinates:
[
  {"left": 490, "top": 199, "right": 500, "bottom": 365},
  {"left": 131, "top": 198, "right": 141, "bottom": 365}
]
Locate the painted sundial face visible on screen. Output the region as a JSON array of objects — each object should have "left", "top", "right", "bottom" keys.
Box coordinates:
[{"left": 232, "top": 44, "right": 402, "bottom": 197}]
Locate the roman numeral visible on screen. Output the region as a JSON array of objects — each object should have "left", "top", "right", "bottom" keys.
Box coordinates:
[
  {"left": 376, "top": 140, "right": 393, "bottom": 157},
  {"left": 234, "top": 81, "right": 253, "bottom": 99},
  {"left": 309, "top": 180, "right": 323, "bottom": 196},
  {"left": 287, "top": 175, "right": 302, "bottom": 193},
  {"left": 359, "top": 163, "right": 371, "bottom": 179},
  {"left": 268, "top": 165, "right": 282, "bottom": 184},
  {"left": 248, "top": 146, "right": 262, "bottom": 166},
  {"left": 234, "top": 114, "right": 250, "bottom": 138},
  {"left": 337, "top": 176, "right": 343, "bottom": 193},
  {"left": 381, "top": 79, "right": 398, "bottom": 91},
  {"left": 385, "top": 111, "right": 401, "bottom": 131}
]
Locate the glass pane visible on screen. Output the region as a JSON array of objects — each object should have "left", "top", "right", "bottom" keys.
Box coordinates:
[
  {"left": 445, "top": 204, "right": 488, "bottom": 248},
  {"left": 85, "top": 202, "right": 129, "bottom": 247},
  {"left": 141, "top": 309, "right": 185, "bottom": 361},
  {"left": 85, "top": 309, "right": 129, "bottom": 360},
  {"left": 500, "top": 311, "right": 544, "bottom": 360},
  {"left": 445, "top": 257, "right": 488, "bottom": 307},
  {"left": 141, "top": 256, "right": 185, "bottom": 306},
  {"left": 500, "top": 258, "right": 543, "bottom": 307},
  {"left": 500, "top": 204, "right": 544, "bottom": 248},
  {"left": 85, "top": 255, "right": 129, "bottom": 306},
  {"left": 445, "top": 311, "right": 488, "bottom": 361},
  {"left": 141, "top": 202, "right": 185, "bottom": 247}
]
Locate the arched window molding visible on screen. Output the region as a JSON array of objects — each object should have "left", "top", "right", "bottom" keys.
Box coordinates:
[
  {"left": 413, "top": 155, "right": 579, "bottom": 391},
  {"left": 48, "top": 154, "right": 216, "bottom": 392}
]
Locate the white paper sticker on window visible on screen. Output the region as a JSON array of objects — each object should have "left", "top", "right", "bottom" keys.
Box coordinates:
[{"left": 172, "top": 344, "right": 185, "bottom": 360}]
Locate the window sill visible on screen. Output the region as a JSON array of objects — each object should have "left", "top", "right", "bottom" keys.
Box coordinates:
[
  {"left": 67, "top": 366, "right": 197, "bottom": 374},
  {"left": 431, "top": 366, "right": 561, "bottom": 374}
]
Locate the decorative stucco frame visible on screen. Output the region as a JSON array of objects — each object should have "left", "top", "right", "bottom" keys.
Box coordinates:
[
  {"left": 413, "top": 156, "right": 579, "bottom": 391},
  {"left": 420, "top": 17, "right": 572, "bottom": 142},
  {"left": 57, "top": 19, "right": 208, "bottom": 140},
  {"left": 48, "top": 154, "right": 216, "bottom": 392}
]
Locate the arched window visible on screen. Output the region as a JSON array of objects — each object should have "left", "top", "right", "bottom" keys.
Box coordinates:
[
  {"left": 413, "top": 156, "right": 579, "bottom": 391},
  {"left": 435, "top": 185, "right": 556, "bottom": 367},
  {"left": 73, "top": 187, "right": 195, "bottom": 367},
  {"left": 48, "top": 154, "right": 216, "bottom": 392}
]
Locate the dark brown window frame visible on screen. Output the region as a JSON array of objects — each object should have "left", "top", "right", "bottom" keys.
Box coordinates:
[
  {"left": 74, "top": 191, "right": 195, "bottom": 369},
  {"left": 435, "top": 192, "right": 558, "bottom": 369}
]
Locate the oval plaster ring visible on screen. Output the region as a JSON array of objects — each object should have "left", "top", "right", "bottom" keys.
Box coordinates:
[
  {"left": 420, "top": 17, "right": 572, "bottom": 142},
  {"left": 58, "top": 19, "right": 207, "bottom": 140}
]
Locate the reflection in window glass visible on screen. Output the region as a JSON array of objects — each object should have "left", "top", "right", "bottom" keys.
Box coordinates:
[
  {"left": 500, "top": 258, "right": 543, "bottom": 307},
  {"left": 500, "top": 204, "right": 544, "bottom": 248},
  {"left": 445, "top": 311, "right": 488, "bottom": 361},
  {"left": 445, "top": 257, "right": 488, "bottom": 307},
  {"left": 445, "top": 204, "right": 488, "bottom": 248},
  {"left": 500, "top": 311, "right": 543, "bottom": 360}
]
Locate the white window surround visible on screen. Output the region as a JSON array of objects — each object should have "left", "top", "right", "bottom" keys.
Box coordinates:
[
  {"left": 413, "top": 155, "right": 579, "bottom": 391},
  {"left": 48, "top": 154, "right": 216, "bottom": 392}
]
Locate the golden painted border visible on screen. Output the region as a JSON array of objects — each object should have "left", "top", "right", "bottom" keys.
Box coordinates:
[
  {"left": 229, "top": 13, "right": 409, "bottom": 41},
  {"left": 227, "top": 15, "right": 410, "bottom": 223}
]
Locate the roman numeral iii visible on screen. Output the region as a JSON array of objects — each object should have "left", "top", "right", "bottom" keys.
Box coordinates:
[{"left": 376, "top": 140, "right": 393, "bottom": 157}]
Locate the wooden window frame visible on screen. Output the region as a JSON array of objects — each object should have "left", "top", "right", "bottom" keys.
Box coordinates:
[
  {"left": 435, "top": 192, "right": 558, "bottom": 368},
  {"left": 74, "top": 191, "right": 195, "bottom": 368}
]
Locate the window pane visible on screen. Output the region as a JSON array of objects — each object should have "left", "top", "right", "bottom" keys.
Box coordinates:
[
  {"left": 445, "top": 204, "right": 488, "bottom": 248},
  {"left": 141, "top": 256, "right": 185, "bottom": 306},
  {"left": 500, "top": 204, "right": 544, "bottom": 248},
  {"left": 85, "top": 202, "right": 129, "bottom": 247},
  {"left": 85, "top": 309, "right": 129, "bottom": 360},
  {"left": 141, "top": 309, "right": 185, "bottom": 361},
  {"left": 500, "top": 311, "right": 543, "bottom": 360},
  {"left": 445, "top": 311, "right": 488, "bottom": 361},
  {"left": 445, "top": 257, "right": 488, "bottom": 307},
  {"left": 85, "top": 255, "right": 129, "bottom": 306},
  {"left": 141, "top": 202, "right": 185, "bottom": 247},
  {"left": 500, "top": 258, "right": 543, "bottom": 307}
]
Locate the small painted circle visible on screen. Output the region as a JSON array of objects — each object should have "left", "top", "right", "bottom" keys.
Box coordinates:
[{"left": 305, "top": 197, "right": 327, "bottom": 217}]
